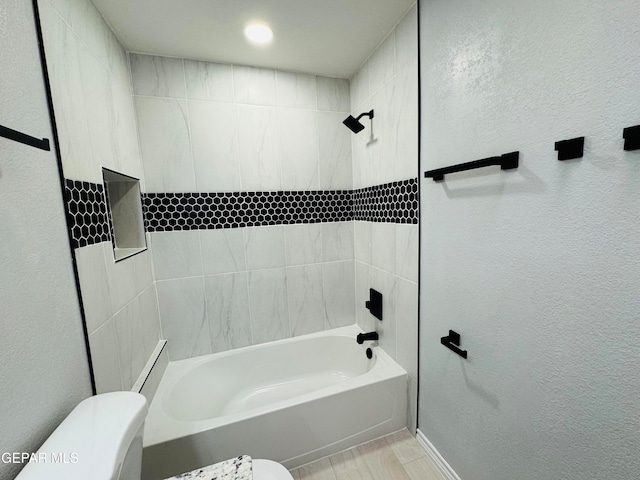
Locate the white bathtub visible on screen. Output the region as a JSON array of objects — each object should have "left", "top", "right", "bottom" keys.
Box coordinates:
[{"left": 142, "top": 325, "right": 407, "bottom": 480}]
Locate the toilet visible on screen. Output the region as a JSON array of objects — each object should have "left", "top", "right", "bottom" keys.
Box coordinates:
[{"left": 15, "top": 392, "right": 293, "bottom": 480}]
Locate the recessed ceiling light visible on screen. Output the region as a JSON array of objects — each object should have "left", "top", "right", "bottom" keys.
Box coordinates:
[{"left": 244, "top": 23, "right": 273, "bottom": 45}]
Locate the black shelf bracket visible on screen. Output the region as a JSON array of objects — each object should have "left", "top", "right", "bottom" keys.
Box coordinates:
[
  {"left": 555, "top": 137, "right": 584, "bottom": 160},
  {"left": 623, "top": 125, "right": 640, "bottom": 151},
  {"left": 424, "top": 151, "right": 519, "bottom": 182},
  {"left": 0, "top": 124, "right": 50, "bottom": 151},
  {"left": 440, "top": 330, "right": 468, "bottom": 359},
  {"left": 365, "top": 288, "right": 383, "bottom": 321}
]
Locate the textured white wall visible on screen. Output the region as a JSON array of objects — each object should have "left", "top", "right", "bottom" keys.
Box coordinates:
[
  {"left": 419, "top": 1, "right": 640, "bottom": 479},
  {"left": 0, "top": 1, "right": 92, "bottom": 479},
  {"left": 350, "top": 4, "right": 419, "bottom": 432},
  {"left": 38, "top": 0, "right": 162, "bottom": 393}
]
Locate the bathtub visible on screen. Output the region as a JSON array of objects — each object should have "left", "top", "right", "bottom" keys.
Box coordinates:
[{"left": 141, "top": 325, "right": 407, "bottom": 480}]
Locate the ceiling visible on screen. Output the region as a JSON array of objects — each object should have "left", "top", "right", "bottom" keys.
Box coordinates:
[{"left": 92, "top": 0, "right": 415, "bottom": 79}]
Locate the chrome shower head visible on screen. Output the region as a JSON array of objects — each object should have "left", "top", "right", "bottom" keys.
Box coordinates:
[{"left": 343, "top": 110, "right": 374, "bottom": 134}]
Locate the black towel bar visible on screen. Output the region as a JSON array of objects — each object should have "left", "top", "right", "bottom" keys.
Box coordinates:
[
  {"left": 424, "top": 151, "right": 519, "bottom": 182},
  {"left": 0, "top": 124, "right": 50, "bottom": 151}
]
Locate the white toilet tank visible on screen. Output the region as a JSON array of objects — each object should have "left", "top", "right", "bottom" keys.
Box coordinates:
[{"left": 16, "top": 392, "right": 148, "bottom": 480}]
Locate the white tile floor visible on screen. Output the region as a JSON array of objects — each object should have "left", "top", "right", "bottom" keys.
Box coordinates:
[{"left": 289, "top": 429, "right": 444, "bottom": 480}]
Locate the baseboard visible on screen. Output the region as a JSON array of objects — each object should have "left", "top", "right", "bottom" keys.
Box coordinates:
[{"left": 415, "top": 429, "right": 461, "bottom": 480}]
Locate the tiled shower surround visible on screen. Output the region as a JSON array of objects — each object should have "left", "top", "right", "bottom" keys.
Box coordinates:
[{"left": 41, "top": 0, "right": 419, "bottom": 420}]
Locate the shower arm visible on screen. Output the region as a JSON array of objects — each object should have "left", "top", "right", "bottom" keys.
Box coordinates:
[{"left": 355, "top": 110, "right": 374, "bottom": 121}]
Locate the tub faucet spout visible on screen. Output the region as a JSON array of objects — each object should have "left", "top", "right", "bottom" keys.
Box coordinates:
[{"left": 357, "top": 332, "right": 379, "bottom": 344}]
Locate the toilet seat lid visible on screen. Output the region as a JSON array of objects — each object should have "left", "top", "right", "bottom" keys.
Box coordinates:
[{"left": 252, "top": 459, "right": 294, "bottom": 480}]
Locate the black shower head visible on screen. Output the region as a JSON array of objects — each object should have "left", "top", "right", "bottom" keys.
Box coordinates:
[{"left": 343, "top": 110, "right": 374, "bottom": 134}]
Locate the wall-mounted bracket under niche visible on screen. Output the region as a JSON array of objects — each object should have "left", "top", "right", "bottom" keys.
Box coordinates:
[{"left": 102, "top": 168, "right": 147, "bottom": 262}]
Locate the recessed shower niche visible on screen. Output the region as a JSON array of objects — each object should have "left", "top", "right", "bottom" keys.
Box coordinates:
[{"left": 102, "top": 168, "right": 147, "bottom": 262}]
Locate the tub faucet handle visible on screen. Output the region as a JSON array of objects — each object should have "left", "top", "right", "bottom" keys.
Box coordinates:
[{"left": 356, "top": 332, "right": 379, "bottom": 344}]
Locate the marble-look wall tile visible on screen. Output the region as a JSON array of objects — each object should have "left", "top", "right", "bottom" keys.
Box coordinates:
[
  {"left": 276, "top": 71, "right": 316, "bottom": 109},
  {"left": 74, "top": 242, "right": 112, "bottom": 334},
  {"left": 371, "top": 268, "right": 397, "bottom": 359},
  {"left": 317, "top": 77, "right": 350, "bottom": 112},
  {"left": 107, "top": 28, "right": 131, "bottom": 93},
  {"left": 318, "top": 112, "right": 353, "bottom": 190},
  {"left": 351, "top": 122, "right": 372, "bottom": 189},
  {"left": 368, "top": 31, "right": 395, "bottom": 94},
  {"left": 236, "top": 105, "right": 281, "bottom": 191},
  {"left": 130, "top": 54, "right": 186, "bottom": 98},
  {"left": 322, "top": 222, "right": 354, "bottom": 262},
  {"left": 248, "top": 268, "right": 290, "bottom": 344},
  {"left": 287, "top": 265, "right": 326, "bottom": 336},
  {"left": 355, "top": 261, "right": 374, "bottom": 332},
  {"left": 205, "top": 273, "right": 252, "bottom": 353},
  {"left": 113, "top": 295, "right": 146, "bottom": 390},
  {"left": 188, "top": 100, "right": 241, "bottom": 191},
  {"left": 138, "top": 284, "right": 163, "bottom": 359},
  {"left": 103, "top": 243, "right": 137, "bottom": 313},
  {"left": 396, "top": 278, "right": 418, "bottom": 379},
  {"left": 112, "top": 83, "right": 145, "bottom": 181},
  {"left": 284, "top": 224, "right": 322, "bottom": 266},
  {"left": 89, "top": 318, "right": 122, "bottom": 393},
  {"left": 396, "top": 224, "right": 418, "bottom": 282},
  {"left": 69, "top": 0, "right": 113, "bottom": 71},
  {"left": 200, "top": 229, "right": 247, "bottom": 275},
  {"left": 394, "top": 4, "right": 418, "bottom": 74},
  {"left": 370, "top": 84, "right": 396, "bottom": 185},
  {"left": 372, "top": 222, "right": 397, "bottom": 274},
  {"left": 185, "top": 60, "right": 234, "bottom": 102},
  {"left": 150, "top": 231, "right": 203, "bottom": 280},
  {"left": 156, "top": 277, "right": 210, "bottom": 361},
  {"left": 322, "top": 261, "right": 355, "bottom": 328},
  {"left": 244, "top": 226, "right": 286, "bottom": 270},
  {"left": 77, "top": 42, "right": 121, "bottom": 175},
  {"left": 233, "top": 65, "right": 277, "bottom": 106},
  {"left": 354, "top": 221, "right": 372, "bottom": 265},
  {"left": 395, "top": 61, "right": 419, "bottom": 180},
  {"left": 46, "top": 0, "right": 74, "bottom": 25},
  {"left": 132, "top": 247, "right": 154, "bottom": 293},
  {"left": 39, "top": 2, "right": 95, "bottom": 182},
  {"left": 279, "top": 108, "right": 319, "bottom": 190},
  {"left": 350, "top": 62, "right": 369, "bottom": 111},
  {"left": 135, "top": 97, "right": 196, "bottom": 192}
]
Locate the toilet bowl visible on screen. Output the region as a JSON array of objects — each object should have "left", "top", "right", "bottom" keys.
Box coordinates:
[{"left": 15, "top": 392, "right": 293, "bottom": 480}]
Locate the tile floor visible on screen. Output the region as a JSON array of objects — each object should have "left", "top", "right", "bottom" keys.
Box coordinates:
[{"left": 289, "top": 429, "right": 444, "bottom": 480}]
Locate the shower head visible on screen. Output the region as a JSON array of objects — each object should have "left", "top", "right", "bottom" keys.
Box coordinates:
[{"left": 343, "top": 110, "right": 374, "bottom": 134}]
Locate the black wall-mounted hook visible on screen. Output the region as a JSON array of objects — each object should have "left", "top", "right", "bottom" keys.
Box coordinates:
[
  {"left": 623, "top": 125, "right": 640, "bottom": 151},
  {"left": 365, "top": 288, "right": 383, "bottom": 321},
  {"left": 440, "top": 330, "right": 468, "bottom": 359},
  {"left": 555, "top": 137, "right": 584, "bottom": 160}
]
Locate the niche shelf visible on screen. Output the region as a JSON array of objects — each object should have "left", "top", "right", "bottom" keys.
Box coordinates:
[{"left": 102, "top": 168, "right": 147, "bottom": 262}]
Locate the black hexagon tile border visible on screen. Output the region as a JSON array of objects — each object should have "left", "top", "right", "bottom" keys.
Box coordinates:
[
  {"left": 64, "top": 179, "right": 111, "bottom": 249},
  {"left": 353, "top": 178, "right": 418, "bottom": 224},
  {"left": 64, "top": 178, "right": 419, "bottom": 245}
]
